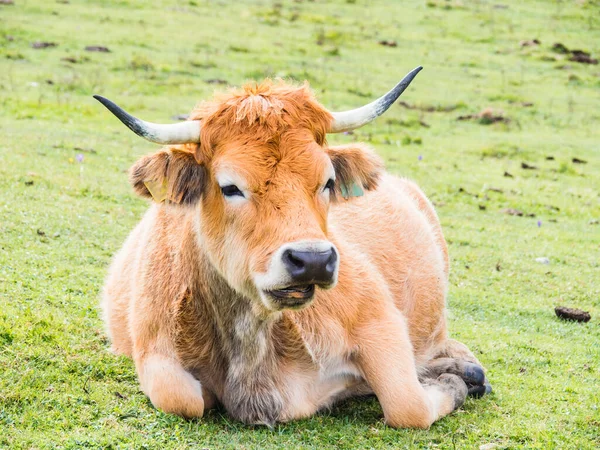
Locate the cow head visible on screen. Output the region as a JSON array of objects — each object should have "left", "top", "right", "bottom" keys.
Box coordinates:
[{"left": 95, "top": 67, "right": 421, "bottom": 313}]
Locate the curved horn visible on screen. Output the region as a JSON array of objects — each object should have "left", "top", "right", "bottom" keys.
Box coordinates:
[
  {"left": 93, "top": 95, "right": 201, "bottom": 144},
  {"left": 328, "top": 66, "right": 423, "bottom": 133}
]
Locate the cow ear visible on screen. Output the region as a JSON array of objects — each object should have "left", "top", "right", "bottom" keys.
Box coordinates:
[
  {"left": 129, "top": 147, "right": 206, "bottom": 205},
  {"left": 326, "top": 144, "right": 384, "bottom": 201}
]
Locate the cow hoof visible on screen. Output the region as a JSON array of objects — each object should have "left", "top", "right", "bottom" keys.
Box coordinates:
[
  {"left": 467, "top": 384, "right": 486, "bottom": 397},
  {"left": 468, "top": 379, "right": 493, "bottom": 398},
  {"left": 485, "top": 381, "right": 493, "bottom": 394},
  {"left": 463, "top": 362, "right": 485, "bottom": 386}
]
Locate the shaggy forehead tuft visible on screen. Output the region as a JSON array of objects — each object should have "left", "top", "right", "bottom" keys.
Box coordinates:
[{"left": 189, "top": 80, "right": 333, "bottom": 151}]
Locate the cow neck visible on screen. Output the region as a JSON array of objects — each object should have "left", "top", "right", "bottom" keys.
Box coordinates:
[
  {"left": 189, "top": 214, "right": 275, "bottom": 362},
  {"left": 189, "top": 250, "right": 276, "bottom": 365},
  {"left": 191, "top": 249, "right": 285, "bottom": 425}
]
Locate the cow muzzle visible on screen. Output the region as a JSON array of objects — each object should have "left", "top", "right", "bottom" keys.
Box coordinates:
[
  {"left": 282, "top": 247, "right": 337, "bottom": 286},
  {"left": 254, "top": 240, "right": 339, "bottom": 311}
]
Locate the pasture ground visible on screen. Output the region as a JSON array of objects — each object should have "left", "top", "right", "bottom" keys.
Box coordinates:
[{"left": 1, "top": 0, "right": 599, "bottom": 448}]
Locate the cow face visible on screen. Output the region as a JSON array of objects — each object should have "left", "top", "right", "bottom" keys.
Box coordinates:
[
  {"left": 129, "top": 116, "right": 382, "bottom": 313},
  {"left": 206, "top": 132, "right": 339, "bottom": 312}
]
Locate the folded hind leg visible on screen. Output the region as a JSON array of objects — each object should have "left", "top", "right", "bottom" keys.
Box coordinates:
[{"left": 435, "top": 338, "right": 482, "bottom": 365}]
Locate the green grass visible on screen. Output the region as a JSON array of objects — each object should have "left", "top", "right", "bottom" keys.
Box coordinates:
[{"left": 1, "top": 0, "right": 599, "bottom": 448}]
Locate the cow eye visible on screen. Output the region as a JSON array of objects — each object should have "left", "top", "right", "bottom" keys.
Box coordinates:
[
  {"left": 324, "top": 179, "right": 335, "bottom": 192},
  {"left": 221, "top": 185, "right": 244, "bottom": 198}
]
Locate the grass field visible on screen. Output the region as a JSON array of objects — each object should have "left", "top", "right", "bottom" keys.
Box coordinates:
[{"left": 1, "top": 0, "right": 599, "bottom": 448}]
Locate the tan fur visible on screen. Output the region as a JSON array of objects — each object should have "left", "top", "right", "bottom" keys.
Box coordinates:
[{"left": 101, "top": 80, "right": 483, "bottom": 428}]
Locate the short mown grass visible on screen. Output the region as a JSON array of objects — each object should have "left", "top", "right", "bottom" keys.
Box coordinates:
[{"left": 1, "top": 0, "right": 599, "bottom": 448}]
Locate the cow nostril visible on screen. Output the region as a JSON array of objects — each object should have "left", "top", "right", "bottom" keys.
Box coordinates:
[
  {"left": 283, "top": 250, "right": 305, "bottom": 269},
  {"left": 325, "top": 248, "right": 338, "bottom": 273}
]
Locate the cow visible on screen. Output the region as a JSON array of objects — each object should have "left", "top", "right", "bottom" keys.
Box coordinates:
[{"left": 96, "top": 66, "right": 491, "bottom": 429}]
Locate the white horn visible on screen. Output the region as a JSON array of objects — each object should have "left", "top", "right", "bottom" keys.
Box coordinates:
[
  {"left": 328, "top": 66, "right": 423, "bottom": 133},
  {"left": 93, "top": 95, "right": 201, "bottom": 144}
]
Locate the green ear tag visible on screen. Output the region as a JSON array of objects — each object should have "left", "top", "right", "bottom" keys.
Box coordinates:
[
  {"left": 340, "top": 182, "right": 365, "bottom": 199},
  {"left": 144, "top": 179, "right": 168, "bottom": 203}
]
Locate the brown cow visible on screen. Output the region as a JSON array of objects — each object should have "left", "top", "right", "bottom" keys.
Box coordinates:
[{"left": 96, "top": 67, "right": 491, "bottom": 428}]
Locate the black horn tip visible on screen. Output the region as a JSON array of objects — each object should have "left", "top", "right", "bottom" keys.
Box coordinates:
[
  {"left": 376, "top": 66, "right": 424, "bottom": 115},
  {"left": 93, "top": 94, "right": 115, "bottom": 109},
  {"left": 404, "top": 65, "right": 423, "bottom": 84},
  {"left": 93, "top": 95, "right": 128, "bottom": 118},
  {"left": 93, "top": 94, "right": 150, "bottom": 139}
]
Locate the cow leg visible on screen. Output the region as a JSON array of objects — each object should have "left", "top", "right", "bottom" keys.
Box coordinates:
[
  {"left": 354, "top": 306, "right": 468, "bottom": 428},
  {"left": 134, "top": 348, "right": 214, "bottom": 418},
  {"left": 423, "top": 339, "right": 492, "bottom": 397}
]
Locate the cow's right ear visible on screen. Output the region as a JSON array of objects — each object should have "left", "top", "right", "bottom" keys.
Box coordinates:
[
  {"left": 326, "top": 143, "right": 384, "bottom": 201},
  {"left": 129, "top": 147, "right": 205, "bottom": 205}
]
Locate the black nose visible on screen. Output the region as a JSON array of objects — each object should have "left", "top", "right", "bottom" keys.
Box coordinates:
[{"left": 282, "top": 247, "right": 338, "bottom": 285}]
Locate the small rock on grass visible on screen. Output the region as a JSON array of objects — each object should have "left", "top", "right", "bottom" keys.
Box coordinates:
[
  {"left": 569, "top": 52, "right": 598, "bottom": 65},
  {"left": 205, "top": 78, "right": 228, "bottom": 85},
  {"left": 555, "top": 306, "right": 591, "bottom": 323},
  {"left": 552, "top": 42, "right": 570, "bottom": 54},
  {"left": 520, "top": 39, "right": 540, "bottom": 47},
  {"left": 504, "top": 208, "right": 523, "bottom": 216},
  {"left": 551, "top": 42, "right": 598, "bottom": 64},
  {"left": 32, "top": 41, "right": 57, "bottom": 49},
  {"left": 85, "top": 45, "right": 110, "bottom": 52},
  {"left": 521, "top": 162, "right": 537, "bottom": 170},
  {"left": 479, "top": 444, "right": 500, "bottom": 450},
  {"left": 535, "top": 257, "right": 550, "bottom": 264},
  {"left": 503, "top": 208, "right": 535, "bottom": 218},
  {"left": 458, "top": 108, "right": 509, "bottom": 124},
  {"left": 73, "top": 146, "right": 97, "bottom": 154},
  {"left": 379, "top": 40, "right": 397, "bottom": 47}
]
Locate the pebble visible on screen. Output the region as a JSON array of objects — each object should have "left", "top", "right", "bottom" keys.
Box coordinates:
[{"left": 479, "top": 444, "right": 500, "bottom": 450}]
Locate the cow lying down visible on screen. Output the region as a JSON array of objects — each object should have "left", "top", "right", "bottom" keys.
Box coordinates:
[{"left": 97, "top": 66, "right": 491, "bottom": 428}]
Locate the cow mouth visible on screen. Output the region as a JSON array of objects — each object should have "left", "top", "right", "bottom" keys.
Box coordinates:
[{"left": 265, "top": 284, "right": 315, "bottom": 306}]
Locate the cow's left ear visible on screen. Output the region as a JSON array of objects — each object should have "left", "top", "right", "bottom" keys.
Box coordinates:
[{"left": 326, "top": 144, "right": 384, "bottom": 200}]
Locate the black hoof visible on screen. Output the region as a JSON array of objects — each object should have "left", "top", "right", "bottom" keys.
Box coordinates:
[
  {"left": 467, "top": 384, "right": 486, "bottom": 397},
  {"left": 463, "top": 363, "right": 485, "bottom": 386},
  {"left": 468, "top": 379, "right": 493, "bottom": 398},
  {"left": 484, "top": 381, "right": 493, "bottom": 394}
]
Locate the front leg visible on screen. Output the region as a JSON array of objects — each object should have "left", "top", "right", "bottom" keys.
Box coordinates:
[
  {"left": 354, "top": 306, "right": 467, "bottom": 428},
  {"left": 131, "top": 299, "right": 215, "bottom": 418},
  {"left": 135, "top": 349, "right": 214, "bottom": 419}
]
